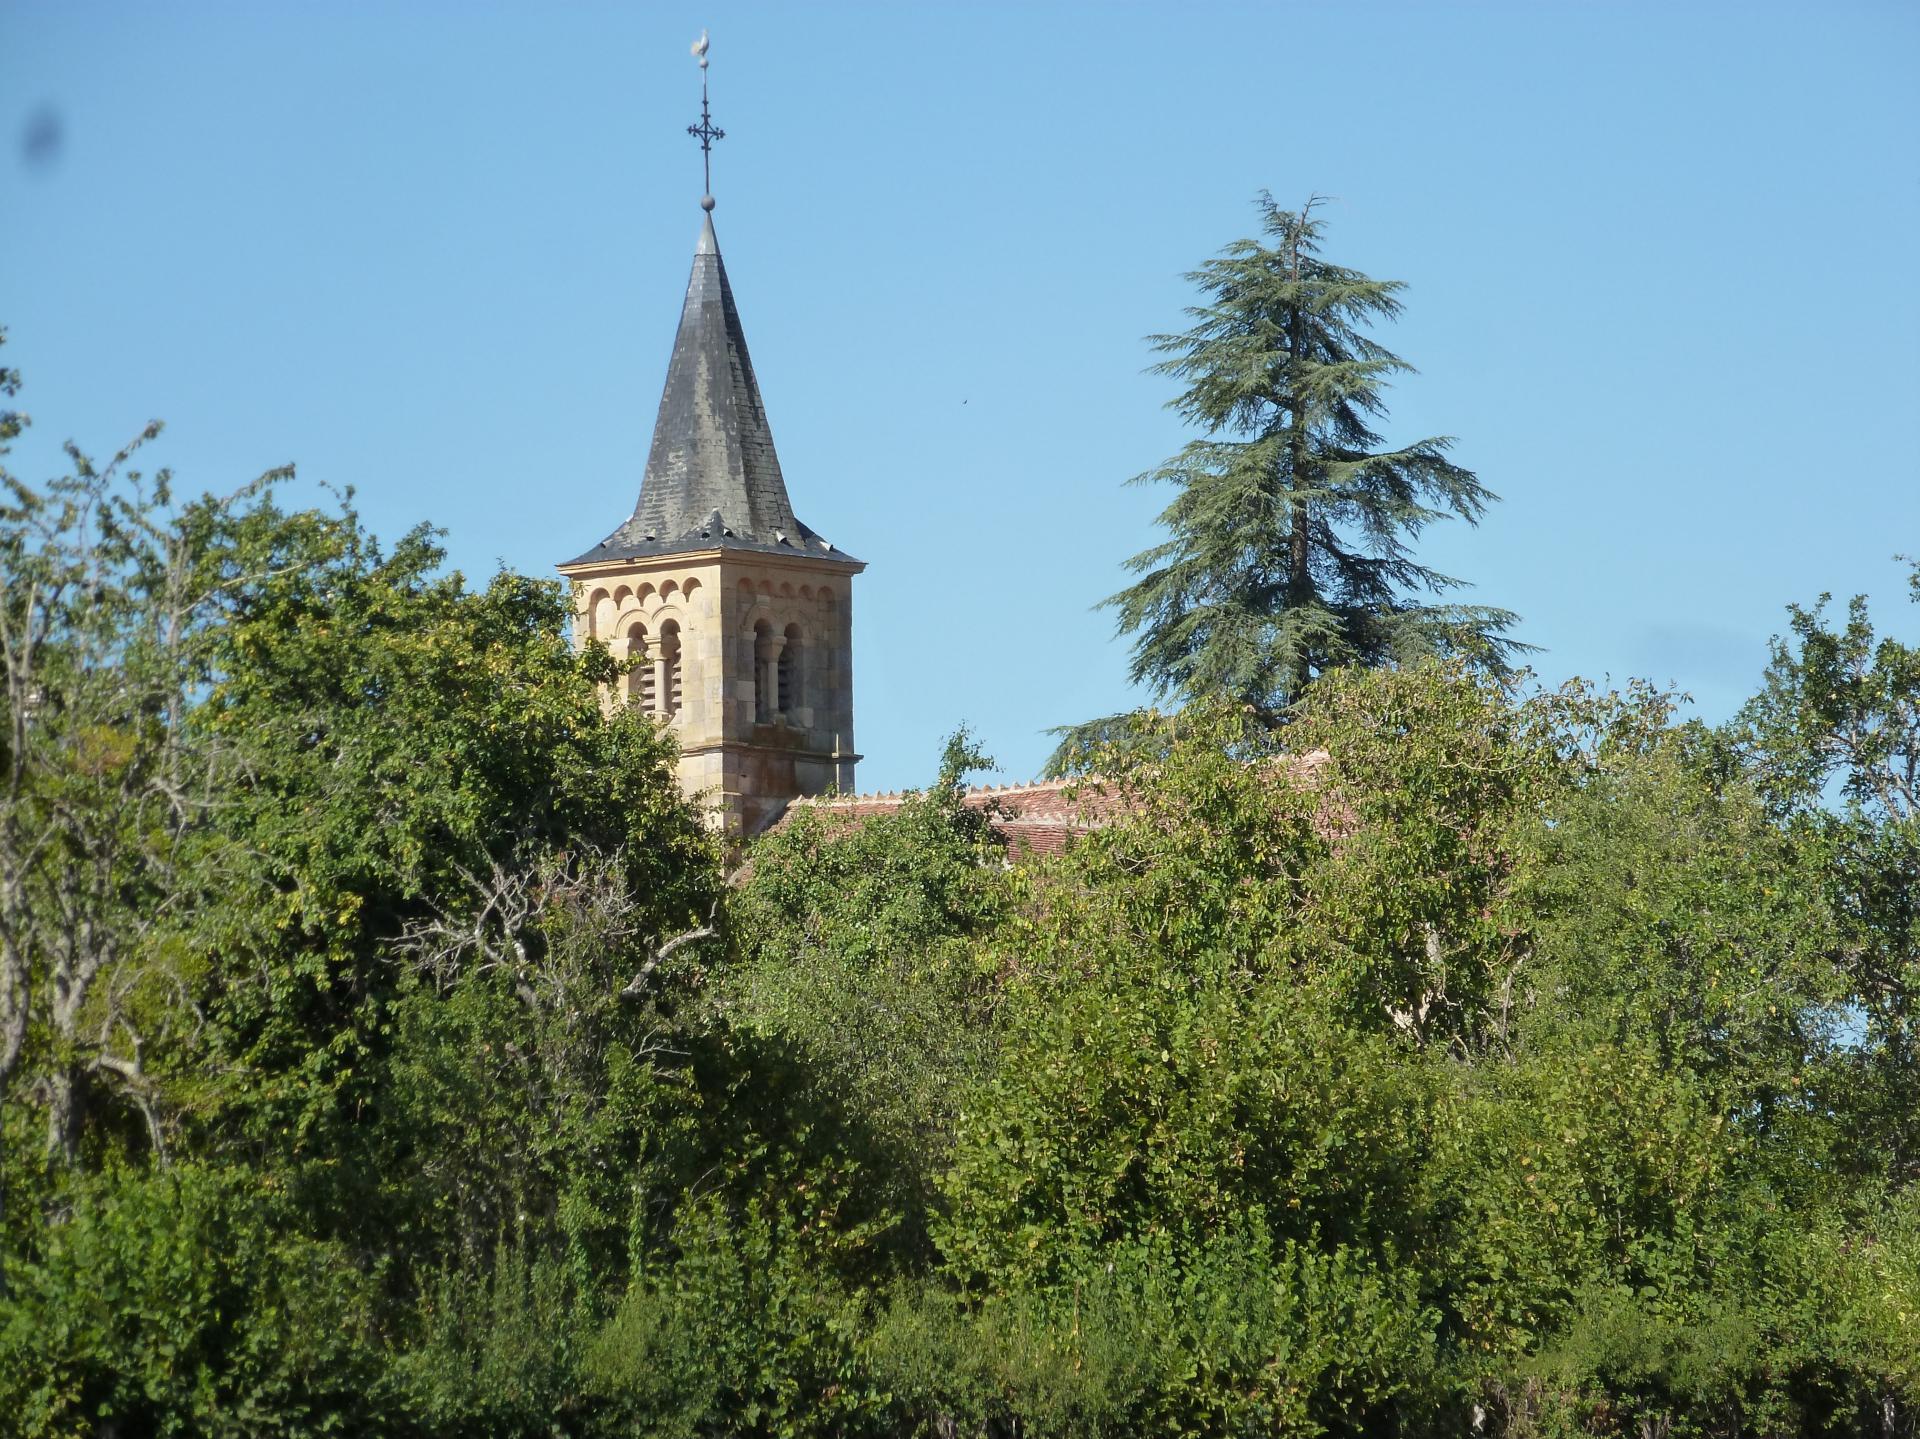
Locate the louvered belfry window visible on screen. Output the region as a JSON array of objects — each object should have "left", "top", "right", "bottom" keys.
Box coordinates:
[
  {"left": 627, "top": 624, "right": 656, "bottom": 711},
  {"left": 753, "top": 620, "right": 773, "bottom": 723},
  {"left": 778, "top": 624, "right": 801, "bottom": 717},
  {"left": 660, "top": 620, "right": 682, "bottom": 716}
]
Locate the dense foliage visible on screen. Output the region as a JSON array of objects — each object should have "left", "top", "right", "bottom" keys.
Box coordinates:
[{"left": 3, "top": 344, "right": 1916, "bottom": 1436}]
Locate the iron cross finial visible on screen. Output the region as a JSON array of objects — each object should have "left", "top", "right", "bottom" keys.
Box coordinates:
[{"left": 687, "top": 30, "right": 724, "bottom": 210}]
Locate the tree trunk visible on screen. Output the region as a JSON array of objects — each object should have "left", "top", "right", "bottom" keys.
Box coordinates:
[
  {"left": 1284, "top": 262, "right": 1313, "bottom": 704},
  {"left": 45, "top": 1065, "right": 83, "bottom": 1164}
]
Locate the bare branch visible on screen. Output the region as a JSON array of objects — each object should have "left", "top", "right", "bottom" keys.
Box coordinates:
[{"left": 621, "top": 902, "right": 720, "bottom": 998}]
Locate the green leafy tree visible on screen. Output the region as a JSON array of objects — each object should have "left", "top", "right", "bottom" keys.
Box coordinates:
[
  {"left": 1055, "top": 195, "right": 1522, "bottom": 767},
  {"left": 724, "top": 731, "right": 1008, "bottom": 1161},
  {"left": 1737, "top": 559, "right": 1920, "bottom": 1184},
  {"left": 1, "top": 1164, "right": 382, "bottom": 1438},
  {"left": 182, "top": 505, "right": 725, "bottom": 1296},
  {"left": 12, "top": 328, "right": 1920, "bottom": 1437},
  {"left": 0, "top": 344, "right": 728, "bottom": 1433},
  {"left": 0, "top": 333, "right": 291, "bottom": 1167}
]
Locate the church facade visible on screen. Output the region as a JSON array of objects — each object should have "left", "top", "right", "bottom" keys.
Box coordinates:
[{"left": 559, "top": 211, "right": 863, "bottom": 835}]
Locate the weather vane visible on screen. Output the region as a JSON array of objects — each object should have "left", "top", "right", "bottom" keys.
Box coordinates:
[{"left": 688, "top": 30, "right": 724, "bottom": 211}]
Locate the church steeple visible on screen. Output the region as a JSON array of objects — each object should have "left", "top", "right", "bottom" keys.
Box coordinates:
[
  {"left": 563, "top": 214, "right": 849, "bottom": 566},
  {"left": 557, "top": 31, "right": 864, "bottom": 836}
]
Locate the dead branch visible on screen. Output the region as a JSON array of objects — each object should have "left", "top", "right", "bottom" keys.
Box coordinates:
[{"left": 621, "top": 902, "right": 720, "bottom": 998}]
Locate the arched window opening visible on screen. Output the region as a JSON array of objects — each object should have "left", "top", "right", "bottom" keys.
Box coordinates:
[
  {"left": 779, "top": 624, "right": 802, "bottom": 718},
  {"left": 753, "top": 620, "right": 773, "bottom": 723},
  {"left": 625, "top": 624, "right": 656, "bottom": 711},
  {"left": 659, "top": 620, "right": 683, "bottom": 717}
]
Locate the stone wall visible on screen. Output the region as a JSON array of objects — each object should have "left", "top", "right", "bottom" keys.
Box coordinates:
[{"left": 566, "top": 548, "right": 860, "bottom": 832}]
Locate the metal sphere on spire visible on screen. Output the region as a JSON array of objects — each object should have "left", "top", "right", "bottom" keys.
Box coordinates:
[{"left": 687, "top": 30, "right": 723, "bottom": 205}]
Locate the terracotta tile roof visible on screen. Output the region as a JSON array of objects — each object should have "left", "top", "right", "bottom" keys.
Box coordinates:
[
  {"left": 768, "top": 775, "right": 1132, "bottom": 856},
  {"left": 759, "top": 751, "right": 1338, "bottom": 861}
]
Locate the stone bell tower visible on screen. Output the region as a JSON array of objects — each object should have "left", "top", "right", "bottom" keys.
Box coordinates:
[{"left": 558, "top": 205, "right": 863, "bottom": 835}]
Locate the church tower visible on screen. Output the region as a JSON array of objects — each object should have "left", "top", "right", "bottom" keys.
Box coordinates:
[
  {"left": 559, "top": 55, "right": 862, "bottom": 834},
  {"left": 558, "top": 209, "right": 863, "bottom": 834}
]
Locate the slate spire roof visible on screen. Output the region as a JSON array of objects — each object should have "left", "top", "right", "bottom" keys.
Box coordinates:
[{"left": 564, "top": 213, "right": 854, "bottom": 566}]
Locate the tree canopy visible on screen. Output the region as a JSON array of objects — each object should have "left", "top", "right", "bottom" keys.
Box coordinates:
[{"left": 2, "top": 339, "right": 1916, "bottom": 1437}]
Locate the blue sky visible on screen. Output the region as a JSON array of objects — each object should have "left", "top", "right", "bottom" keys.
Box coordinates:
[{"left": 4, "top": 1, "right": 1917, "bottom": 791}]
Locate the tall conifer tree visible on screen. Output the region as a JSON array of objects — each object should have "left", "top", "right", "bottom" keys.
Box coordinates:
[{"left": 1105, "top": 194, "right": 1522, "bottom": 722}]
